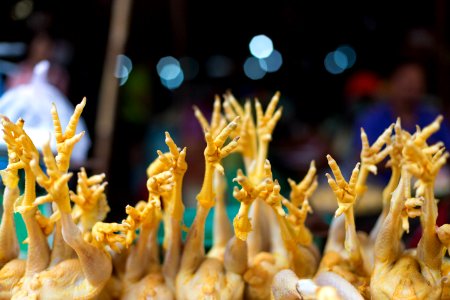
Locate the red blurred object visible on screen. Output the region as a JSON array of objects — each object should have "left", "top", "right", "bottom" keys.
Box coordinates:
[{"left": 344, "top": 71, "right": 381, "bottom": 101}]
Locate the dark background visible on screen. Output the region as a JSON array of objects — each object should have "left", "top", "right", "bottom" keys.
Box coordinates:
[{"left": 1, "top": 0, "right": 449, "bottom": 221}]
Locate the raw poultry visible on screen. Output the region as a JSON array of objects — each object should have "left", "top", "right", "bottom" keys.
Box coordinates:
[{"left": 1, "top": 92, "right": 450, "bottom": 300}]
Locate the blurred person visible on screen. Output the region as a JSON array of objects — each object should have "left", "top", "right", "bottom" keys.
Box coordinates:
[
  {"left": 321, "top": 70, "right": 382, "bottom": 163},
  {"left": 6, "top": 32, "right": 70, "bottom": 95},
  {"left": 353, "top": 61, "right": 450, "bottom": 151},
  {"left": 349, "top": 60, "right": 450, "bottom": 244},
  {"left": 349, "top": 60, "right": 450, "bottom": 186}
]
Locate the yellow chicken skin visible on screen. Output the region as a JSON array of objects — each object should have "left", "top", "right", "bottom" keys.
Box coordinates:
[
  {"left": 242, "top": 163, "right": 289, "bottom": 300},
  {"left": 2, "top": 99, "right": 131, "bottom": 300},
  {"left": 121, "top": 132, "right": 186, "bottom": 300},
  {"left": 205, "top": 93, "right": 320, "bottom": 299},
  {"left": 193, "top": 97, "right": 234, "bottom": 262},
  {"left": 5, "top": 91, "right": 450, "bottom": 300},
  {"left": 175, "top": 115, "right": 246, "bottom": 300},
  {"left": 371, "top": 116, "right": 449, "bottom": 300},
  {"left": 243, "top": 159, "right": 320, "bottom": 300},
  {"left": 49, "top": 99, "right": 88, "bottom": 267},
  {"left": 224, "top": 92, "right": 283, "bottom": 263},
  {"left": 316, "top": 123, "right": 394, "bottom": 299},
  {"left": 221, "top": 93, "right": 292, "bottom": 300},
  {"left": 0, "top": 116, "right": 51, "bottom": 300},
  {"left": 0, "top": 119, "right": 25, "bottom": 300},
  {"left": 319, "top": 156, "right": 370, "bottom": 298},
  {"left": 70, "top": 167, "right": 109, "bottom": 236},
  {"left": 281, "top": 160, "right": 320, "bottom": 278}
]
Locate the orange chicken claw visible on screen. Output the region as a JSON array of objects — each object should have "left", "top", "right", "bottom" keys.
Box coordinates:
[
  {"left": 232, "top": 169, "right": 266, "bottom": 241},
  {"left": 321, "top": 155, "right": 371, "bottom": 297},
  {"left": 51, "top": 97, "right": 86, "bottom": 172},
  {"left": 326, "top": 155, "right": 360, "bottom": 217},
  {"left": 196, "top": 117, "right": 239, "bottom": 208},
  {"left": 0, "top": 118, "right": 22, "bottom": 266},
  {"left": 1, "top": 117, "right": 51, "bottom": 282},
  {"left": 70, "top": 168, "right": 109, "bottom": 234},
  {"left": 0, "top": 118, "right": 26, "bottom": 299},
  {"left": 14, "top": 135, "right": 118, "bottom": 299},
  {"left": 254, "top": 92, "right": 283, "bottom": 179},
  {"left": 371, "top": 116, "right": 448, "bottom": 300},
  {"left": 223, "top": 91, "right": 257, "bottom": 168},
  {"left": 193, "top": 95, "right": 227, "bottom": 138},
  {"left": 356, "top": 125, "right": 393, "bottom": 197},
  {"left": 176, "top": 117, "right": 247, "bottom": 300},
  {"left": 288, "top": 160, "right": 318, "bottom": 207}
]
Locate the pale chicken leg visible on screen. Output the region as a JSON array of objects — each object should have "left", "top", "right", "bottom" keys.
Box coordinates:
[
  {"left": 121, "top": 171, "right": 174, "bottom": 299},
  {"left": 0, "top": 119, "right": 26, "bottom": 299},
  {"left": 370, "top": 119, "right": 404, "bottom": 241},
  {"left": 272, "top": 269, "right": 364, "bottom": 300},
  {"left": 250, "top": 159, "right": 320, "bottom": 295},
  {"left": 243, "top": 160, "right": 291, "bottom": 299},
  {"left": 284, "top": 160, "right": 321, "bottom": 277},
  {"left": 176, "top": 118, "right": 245, "bottom": 299},
  {"left": 0, "top": 117, "right": 51, "bottom": 299},
  {"left": 194, "top": 99, "right": 234, "bottom": 261},
  {"left": 12, "top": 138, "right": 120, "bottom": 299},
  {"left": 319, "top": 155, "right": 371, "bottom": 298},
  {"left": 244, "top": 93, "right": 283, "bottom": 261},
  {"left": 319, "top": 124, "right": 394, "bottom": 290},
  {"left": 122, "top": 132, "right": 187, "bottom": 299},
  {"left": 371, "top": 116, "right": 448, "bottom": 300},
  {"left": 49, "top": 99, "right": 87, "bottom": 266},
  {"left": 0, "top": 141, "right": 20, "bottom": 268}
]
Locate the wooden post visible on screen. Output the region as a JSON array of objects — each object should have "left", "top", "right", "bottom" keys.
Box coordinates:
[{"left": 94, "top": 0, "right": 133, "bottom": 175}]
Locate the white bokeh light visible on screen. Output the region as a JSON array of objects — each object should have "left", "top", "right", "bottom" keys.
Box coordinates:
[
  {"left": 157, "top": 56, "right": 184, "bottom": 90},
  {"left": 249, "top": 35, "right": 274, "bottom": 59},
  {"left": 157, "top": 56, "right": 180, "bottom": 77},
  {"left": 115, "top": 54, "right": 133, "bottom": 86}
]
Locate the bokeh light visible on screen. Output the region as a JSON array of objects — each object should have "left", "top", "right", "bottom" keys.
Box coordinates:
[
  {"left": 159, "top": 64, "right": 181, "bottom": 81},
  {"left": 336, "top": 45, "right": 356, "bottom": 68},
  {"left": 249, "top": 34, "right": 274, "bottom": 59},
  {"left": 258, "top": 49, "right": 283, "bottom": 73},
  {"left": 157, "top": 56, "right": 184, "bottom": 90},
  {"left": 157, "top": 57, "right": 181, "bottom": 81},
  {"left": 12, "top": 0, "right": 33, "bottom": 20},
  {"left": 324, "top": 51, "right": 344, "bottom": 75},
  {"left": 161, "top": 71, "right": 184, "bottom": 90},
  {"left": 115, "top": 54, "right": 133, "bottom": 86},
  {"left": 333, "top": 50, "right": 348, "bottom": 70},
  {"left": 244, "top": 56, "right": 266, "bottom": 80}
]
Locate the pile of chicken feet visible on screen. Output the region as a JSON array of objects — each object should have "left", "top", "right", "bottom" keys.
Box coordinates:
[{"left": 0, "top": 92, "right": 449, "bottom": 300}]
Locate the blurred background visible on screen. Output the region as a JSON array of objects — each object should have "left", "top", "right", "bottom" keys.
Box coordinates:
[{"left": 1, "top": 0, "right": 450, "bottom": 239}]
